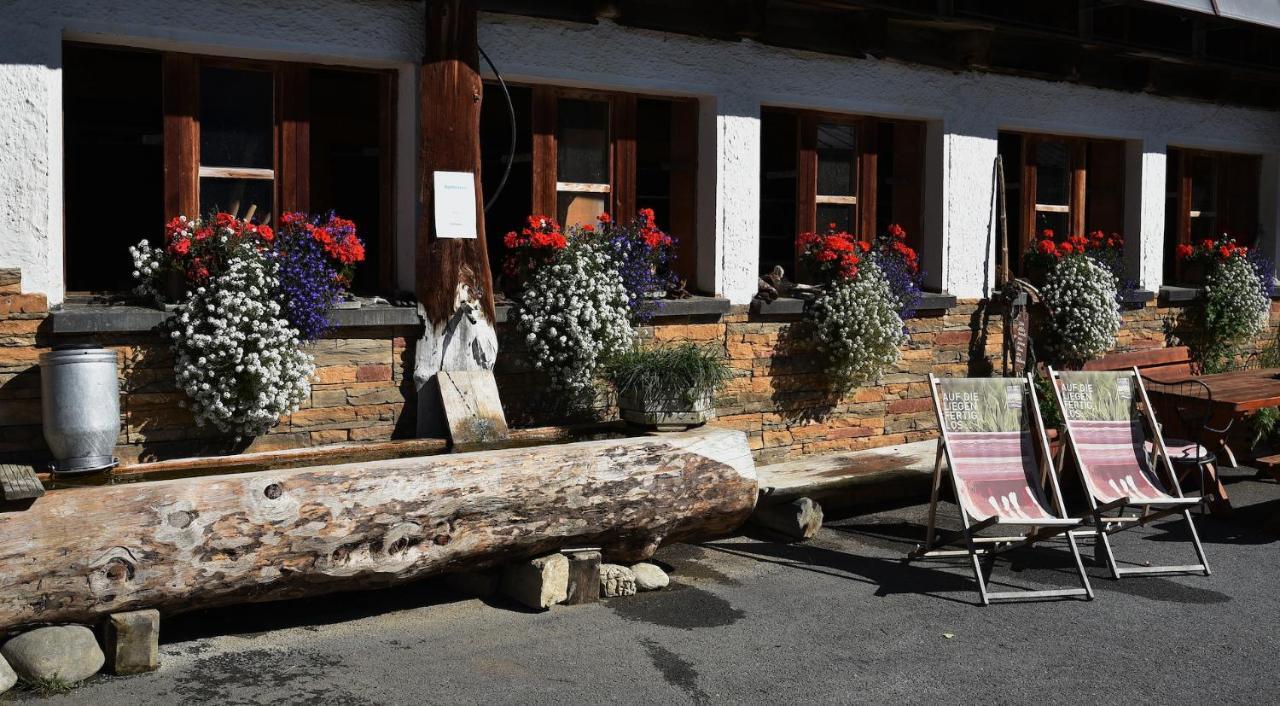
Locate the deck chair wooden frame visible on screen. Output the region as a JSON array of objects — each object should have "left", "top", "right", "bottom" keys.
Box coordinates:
[
  {"left": 909, "top": 374, "right": 1093, "bottom": 605},
  {"left": 1048, "top": 367, "right": 1210, "bottom": 579}
]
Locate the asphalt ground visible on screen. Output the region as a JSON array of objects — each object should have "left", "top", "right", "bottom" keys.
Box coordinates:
[{"left": 11, "top": 465, "right": 1280, "bottom": 705}]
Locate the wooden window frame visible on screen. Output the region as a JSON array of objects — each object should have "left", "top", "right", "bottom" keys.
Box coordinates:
[
  {"left": 71, "top": 44, "right": 397, "bottom": 293},
  {"left": 795, "top": 111, "right": 879, "bottom": 244},
  {"left": 526, "top": 84, "right": 699, "bottom": 280},
  {"left": 1167, "top": 147, "right": 1261, "bottom": 281},
  {"left": 1018, "top": 134, "right": 1088, "bottom": 255}
]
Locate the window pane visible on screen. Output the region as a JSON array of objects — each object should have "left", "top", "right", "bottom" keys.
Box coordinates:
[
  {"left": 1035, "top": 140, "right": 1069, "bottom": 206},
  {"left": 200, "top": 177, "right": 273, "bottom": 221},
  {"left": 63, "top": 44, "right": 163, "bottom": 292},
  {"left": 310, "top": 68, "right": 386, "bottom": 294},
  {"left": 1035, "top": 209, "right": 1069, "bottom": 239},
  {"left": 816, "top": 204, "right": 854, "bottom": 233},
  {"left": 200, "top": 66, "right": 273, "bottom": 169},
  {"left": 557, "top": 191, "right": 607, "bottom": 228},
  {"left": 817, "top": 123, "right": 856, "bottom": 196},
  {"left": 557, "top": 98, "right": 609, "bottom": 184},
  {"left": 760, "top": 111, "right": 798, "bottom": 275},
  {"left": 1190, "top": 155, "right": 1216, "bottom": 213}
]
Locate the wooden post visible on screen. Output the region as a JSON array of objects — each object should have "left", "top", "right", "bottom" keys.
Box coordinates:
[{"left": 414, "top": 0, "right": 501, "bottom": 437}]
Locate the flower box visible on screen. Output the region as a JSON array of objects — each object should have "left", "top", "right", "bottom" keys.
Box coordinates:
[{"left": 618, "top": 389, "right": 715, "bottom": 431}]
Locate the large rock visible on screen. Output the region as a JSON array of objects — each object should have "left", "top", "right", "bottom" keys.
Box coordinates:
[
  {"left": 630, "top": 562, "right": 670, "bottom": 591},
  {"left": 749, "top": 496, "right": 824, "bottom": 540},
  {"left": 501, "top": 554, "right": 568, "bottom": 610},
  {"left": 0, "top": 654, "right": 15, "bottom": 694},
  {"left": 1, "top": 625, "right": 104, "bottom": 684},
  {"left": 599, "top": 564, "right": 637, "bottom": 597}
]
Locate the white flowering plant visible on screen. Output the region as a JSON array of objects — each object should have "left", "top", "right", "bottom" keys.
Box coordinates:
[
  {"left": 165, "top": 237, "right": 314, "bottom": 438},
  {"left": 516, "top": 229, "right": 633, "bottom": 397},
  {"left": 1193, "top": 254, "right": 1271, "bottom": 372},
  {"left": 806, "top": 258, "right": 906, "bottom": 387},
  {"left": 1038, "top": 252, "right": 1121, "bottom": 367}
]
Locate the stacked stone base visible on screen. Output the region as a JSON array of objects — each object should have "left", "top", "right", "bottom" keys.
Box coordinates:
[{"left": 3, "top": 265, "right": 1278, "bottom": 467}]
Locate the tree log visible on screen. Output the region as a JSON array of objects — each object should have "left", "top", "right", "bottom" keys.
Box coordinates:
[{"left": 0, "top": 428, "right": 755, "bottom": 631}]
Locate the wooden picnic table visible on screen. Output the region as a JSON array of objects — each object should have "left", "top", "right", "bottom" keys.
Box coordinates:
[{"left": 1140, "top": 367, "right": 1280, "bottom": 514}]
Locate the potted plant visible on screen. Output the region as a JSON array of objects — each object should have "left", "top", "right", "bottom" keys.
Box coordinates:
[{"left": 604, "top": 343, "right": 732, "bottom": 431}]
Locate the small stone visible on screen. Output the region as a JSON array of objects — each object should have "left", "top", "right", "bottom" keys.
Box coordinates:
[
  {"left": 1, "top": 625, "right": 104, "bottom": 684},
  {"left": 599, "top": 564, "right": 637, "bottom": 597},
  {"left": 446, "top": 571, "right": 500, "bottom": 599},
  {"left": 0, "top": 655, "right": 15, "bottom": 695},
  {"left": 563, "top": 550, "right": 602, "bottom": 605},
  {"left": 630, "top": 562, "right": 670, "bottom": 591},
  {"left": 103, "top": 610, "right": 160, "bottom": 675},
  {"left": 501, "top": 554, "right": 568, "bottom": 609}
]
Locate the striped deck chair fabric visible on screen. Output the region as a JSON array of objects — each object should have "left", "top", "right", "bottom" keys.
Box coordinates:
[
  {"left": 1055, "top": 371, "right": 1177, "bottom": 505},
  {"left": 935, "top": 378, "right": 1058, "bottom": 523},
  {"left": 1051, "top": 368, "right": 1211, "bottom": 579}
]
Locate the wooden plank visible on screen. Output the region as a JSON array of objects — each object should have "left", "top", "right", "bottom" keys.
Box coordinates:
[
  {"left": 1069, "top": 138, "right": 1087, "bottom": 237},
  {"left": 438, "top": 370, "right": 510, "bottom": 444},
  {"left": 890, "top": 120, "right": 925, "bottom": 250},
  {"left": 378, "top": 70, "right": 397, "bottom": 288},
  {"left": 0, "top": 464, "right": 44, "bottom": 502},
  {"left": 0, "top": 427, "right": 756, "bottom": 631},
  {"left": 795, "top": 113, "right": 818, "bottom": 275},
  {"left": 279, "top": 62, "right": 310, "bottom": 214},
  {"left": 1083, "top": 346, "right": 1191, "bottom": 371},
  {"left": 162, "top": 53, "right": 199, "bottom": 218},
  {"left": 857, "top": 118, "right": 878, "bottom": 240},
  {"left": 197, "top": 167, "right": 275, "bottom": 180},
  {"left": 531, "top": 85, "right": 557, "bottom": 217},
  {"left": 1020, "top": 135, "right": 1038, "bottom": 250},
  {"left": 611, "top": 92, "right": 636, "bottom": 222},
  {"left": 668, "top": 98, "right": 699, "bottom": 286}
]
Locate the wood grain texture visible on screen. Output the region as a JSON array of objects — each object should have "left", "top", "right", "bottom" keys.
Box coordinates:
[
  {"left": 0, "top": 428, "right": 756, "bottom": 630},
  {"left": 416, "top": 0, "right": 496, "bottom": 324}
]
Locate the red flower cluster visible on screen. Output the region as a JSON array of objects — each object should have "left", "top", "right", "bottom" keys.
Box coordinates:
[
  {"left": 163, "top": 213, "right": 264, "bottom": 283},
  {"left": 884, "top": 223, "right": 919, "bottom": 274},
  {"left": 502, "top": 215, "right": 567, "bottom": 282},
  {"left": 637, "top": 208, "right": 673, "bottom": 250},
  {"left": 1176, "top": 235, "right": 1248, "bottom": 263},
  {"left": 1032, "top": 230, "right": 1123, "bottom": 260},
  {"left": 798, "top": 223, "right": 865, "bottom": 281}
]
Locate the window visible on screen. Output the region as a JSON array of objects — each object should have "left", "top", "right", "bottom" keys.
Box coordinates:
[
  {"left": 758, "top": 109, "right": 926, "bottom": 279},
  {"left": 996, "top": 132, "right": 1125, "bottom": 276},
  {"left": 480, "top": 84, "right": 700, "bottom": 286},
  {"left": 1164, "top": 148, "right": 1261, "bottom": 281},
  {"left": 62, "top": 43, "right": 396, "bottom": 294}
]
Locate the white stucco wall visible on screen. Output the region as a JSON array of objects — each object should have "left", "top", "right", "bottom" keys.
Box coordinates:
[
  {"left": 479, "top": 13, "right": 1280, "bottom": 301},
  {"left": 3, "top": 4, "right": 1280, "bottom": 303},
  {"left": 0, "top": 0, "right": 424, "bottom": 302}
]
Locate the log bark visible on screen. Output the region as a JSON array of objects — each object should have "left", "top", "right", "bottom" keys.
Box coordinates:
[
  {"left": 414, "top": 0, "right": 500, "bottom": 438},
  {"left": 0, "top": 428, "right": 756, "bottom": 631}
]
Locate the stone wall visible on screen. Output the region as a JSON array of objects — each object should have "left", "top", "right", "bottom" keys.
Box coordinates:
[
  {"left": 0, "top": 269, "right": 417, "bottom": 466},
  {"left": 496, "top": 298, "right": 1280, "bottom": 464},
  {"left": 5, "top": 264, "right": 1280, "bottom": 467}
]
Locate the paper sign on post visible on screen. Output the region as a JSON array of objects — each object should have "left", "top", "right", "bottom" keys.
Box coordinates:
[{"left": 433, "top": 171, "right": 478, "bottom": 239}]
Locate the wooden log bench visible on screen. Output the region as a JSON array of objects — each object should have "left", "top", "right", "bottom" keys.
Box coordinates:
[{"left": 0, "top": 427, "right": 756, "bottom": 632}]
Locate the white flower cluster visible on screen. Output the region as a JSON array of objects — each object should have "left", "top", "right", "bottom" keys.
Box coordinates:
[
  {"left": 168, "top": 247, "right": 314, "bottom": 438},
  {"left": 128, "top": 239, "right": 165, "bottom": 303},
  {"left": 517, "top": 237, "right": 633, "bottom": 395},
  {"left": 1204, "top": 255, "right": 1270, "bottom": 349},
  {"left": 807, "top": 260, "right": 906, "bottom": 386},
  {"left": 1040, "top": 255, "right": 1121, "bottom": 365}
]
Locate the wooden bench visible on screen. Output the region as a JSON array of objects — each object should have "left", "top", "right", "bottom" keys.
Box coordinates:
[{"left": 1083, "top": 346, "right": 1194, "bottom": 381}]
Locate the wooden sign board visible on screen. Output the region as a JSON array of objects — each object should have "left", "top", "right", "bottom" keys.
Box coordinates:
[
  {"left": 0, "top": 463, "right": 44, "bottom": 504},
  {"left": 438, "top": 370, "right": 510, "bottom": 445}
]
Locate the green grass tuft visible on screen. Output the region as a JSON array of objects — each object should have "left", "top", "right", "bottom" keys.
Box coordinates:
[
  {"left": 603, "top": 343, "right": 733, "bottom": 404},
  {"left": 19, "top": 674, "right": 79, "bottom": 697}
]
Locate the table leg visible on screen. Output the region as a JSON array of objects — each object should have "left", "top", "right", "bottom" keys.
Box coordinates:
[{"left": 1203, "top": 462, "right": 1231, "bottom": 516}]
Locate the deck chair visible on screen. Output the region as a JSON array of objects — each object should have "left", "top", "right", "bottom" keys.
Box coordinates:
[
  {"left": 909, "top": 374, "right": 1093, "bottom": 605},
  {"left": 1048, "top": 368, "right": 1211, "bottom": 579}
]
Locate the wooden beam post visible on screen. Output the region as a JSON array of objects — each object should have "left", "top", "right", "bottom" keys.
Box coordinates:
[{"left": 414, "top": 0, "right": 501, "bottom": 437}]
